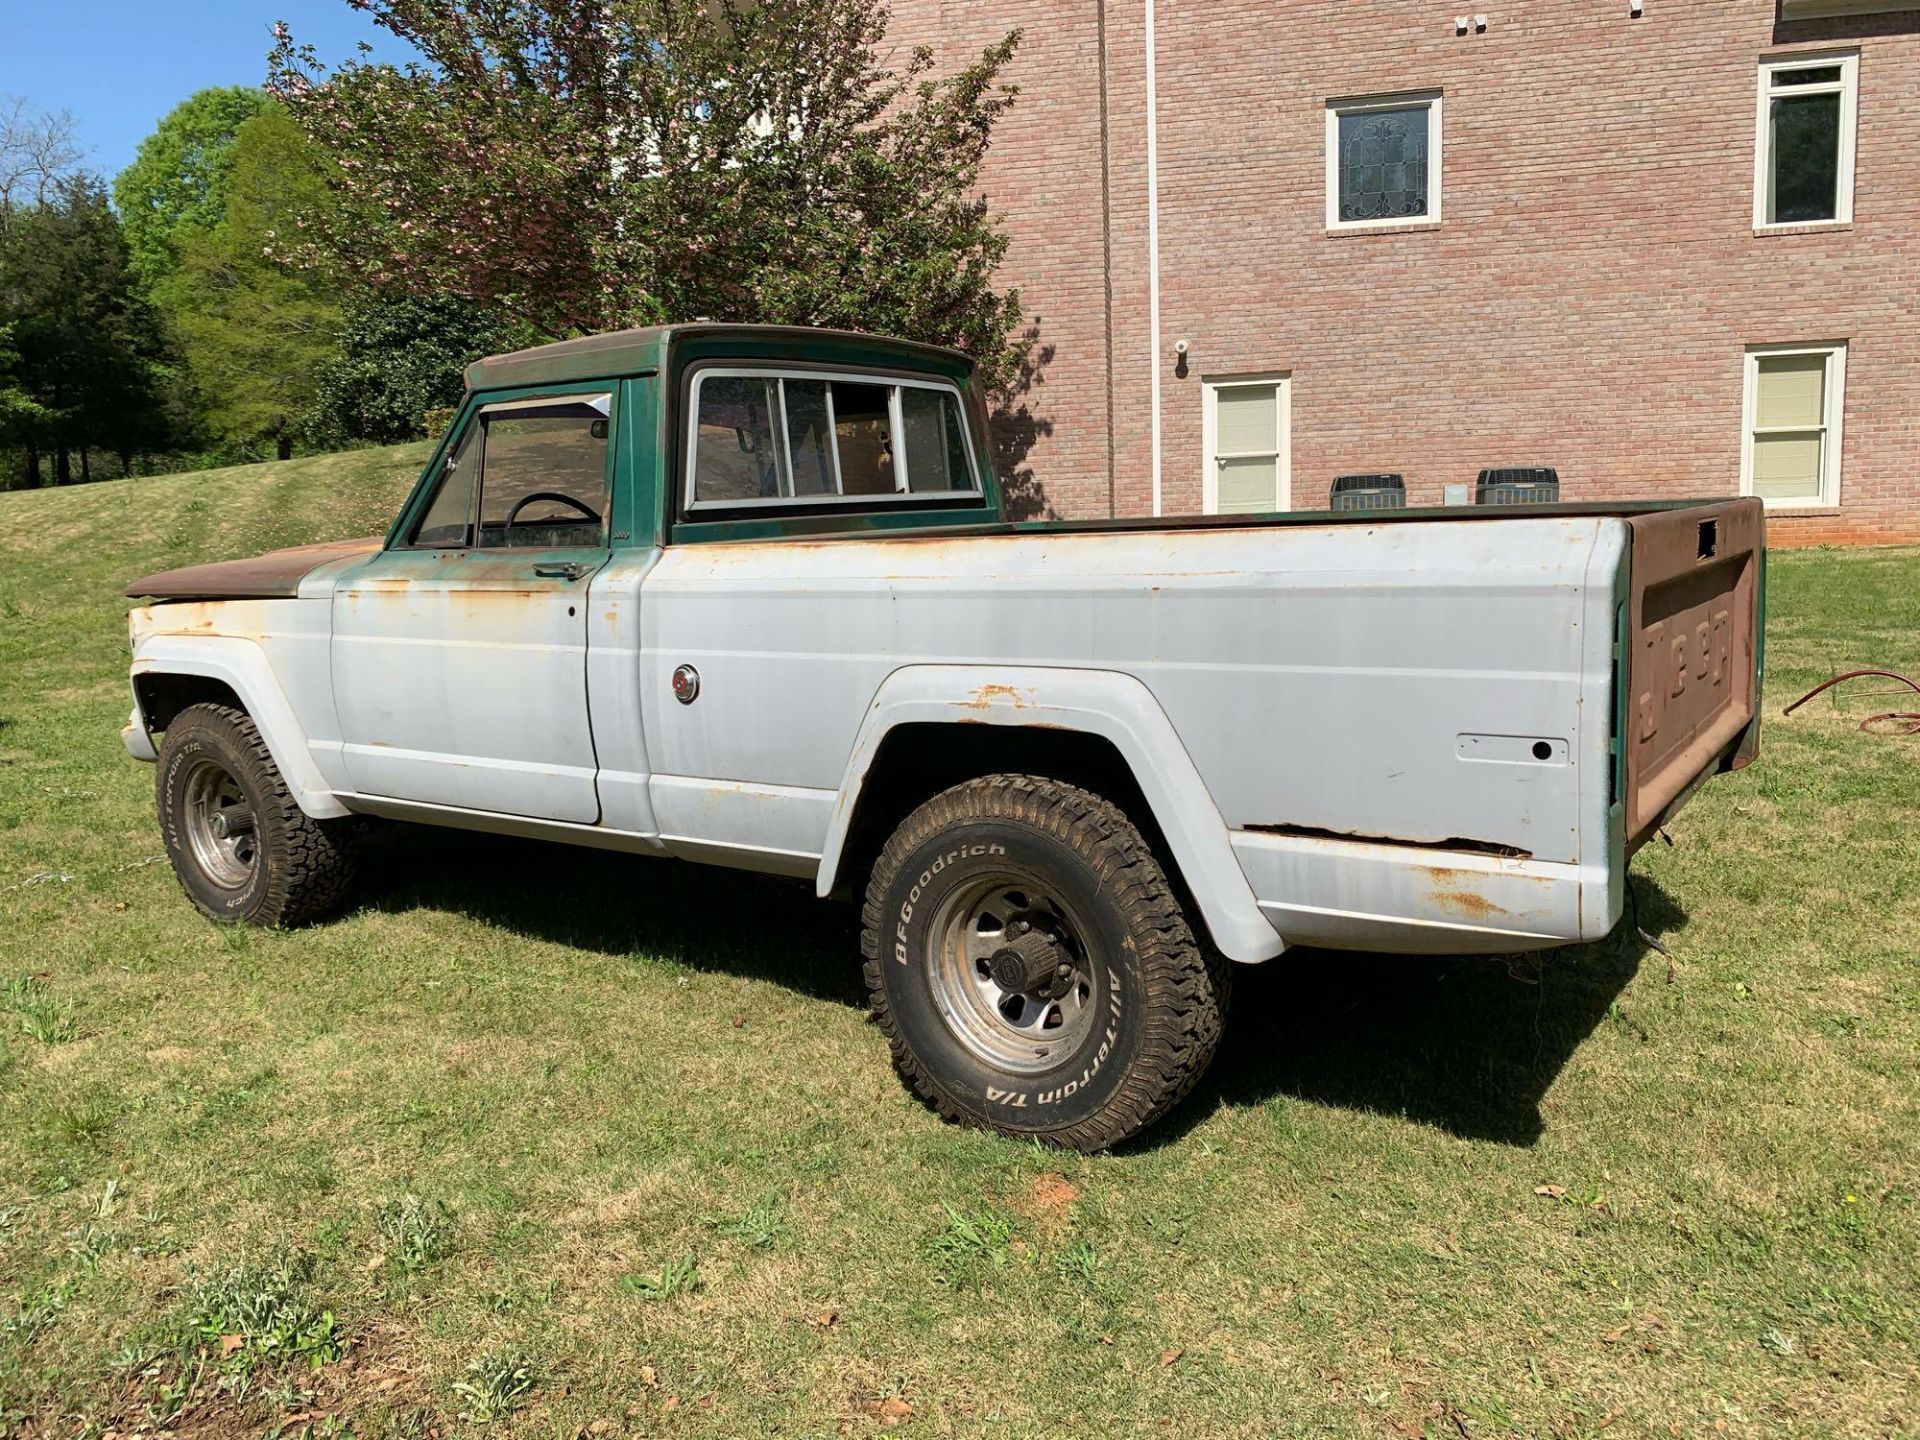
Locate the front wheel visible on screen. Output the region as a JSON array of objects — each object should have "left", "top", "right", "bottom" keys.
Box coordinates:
[
  {"left": 156, "top": 703, "right": 357, "bottom": 927},
  {"left": 861, "top": 775, "right": 1229, "bottom": 1152}
]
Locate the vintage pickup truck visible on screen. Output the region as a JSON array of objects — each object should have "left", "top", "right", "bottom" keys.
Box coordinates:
[{"left": 122, "top": 324, "right": 1763, "bottom": 1149}]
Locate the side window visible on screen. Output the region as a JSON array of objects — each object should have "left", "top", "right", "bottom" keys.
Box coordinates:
[
  {"left": 694, "top": 376, "right": 783, "bottom": 502},
  {"left": 410, "top": 421, "right": 480, "bottom": 548},
  {"left": 899, "top": 387, "right": 973, "bottom": 494},
  {"left": 688, "top": 370, "right": 979, "bottom": 509},
  {"left": 781, "top": 379, "right": 837, "bottom": 496},
  {"left": 475, "top": 398, "right": 612, "bottom": 548},
  {"left": 831, "top": 382, "right": 896, "bottom": 495}
]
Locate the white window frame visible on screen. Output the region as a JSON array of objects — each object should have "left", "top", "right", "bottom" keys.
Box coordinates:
[
  {"left": 1740, "top": 342, "right": 1847, "bottom": 511},
  {"left": 683, "top": 366, "right": 983, "bottom": 513},
  {"left": 1753, "top": 51, "right": 1858, "bottom": 232},
  {"left": 1202, "top": 373, "right": 1292, "bottom": 515},
  {"left": 1325, "top": 90, "right": 1443, "bottom": 232}
]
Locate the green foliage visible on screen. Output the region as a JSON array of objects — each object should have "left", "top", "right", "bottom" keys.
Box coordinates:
[
  {"left": 184, "top": 1253, "right": 343, "bottom": 1375},
  {"left": 617, "top": 1252, "right": 700, "bottom": 1301},
  {"left": 162, "top": 108, "right": 342, "bottom": 458},
  {"left": 0, "top": 177, "right": 174, "bottom": 484},
  {"left": 1, "top": 1282, "right": 72, "bottom": 1342},
  {"left": 451, "top": 1349, "right": 536, "bottom": 1422},
  {"left": 307, "top": 294, "right": 518, "bottom": 446},
  {"left": 112, "top": 87, "right": 272, "bottom": 289},
  {"left": 0, "top": 324, "right": 45, "bottom": 440},
  {"left": 705, "top": 1196, "right": 786, "bottom": 1250},
  {"left": 926, "top": 1203, "right": 1014, "bottom": 1284},
  {"left": 271, "top": 0, "right": 1030, "bottom": 391},
  {"left": 375, "top": 1193, "right": 457, "bottom": 1277},
  {"left": 3, "top": 974, "right": 77, "bottom": 1044}
]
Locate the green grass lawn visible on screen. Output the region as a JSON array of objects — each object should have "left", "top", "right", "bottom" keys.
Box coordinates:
[{"left": 1, "top": 452, "right": 1916, "bottom": 1439}]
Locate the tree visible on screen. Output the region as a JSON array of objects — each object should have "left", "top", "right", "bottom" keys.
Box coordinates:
[
  {"left": 163, "top": 107, "right": 343, "bottom": 460},
  {"left": 0, "top": 96, "right": 83, "bottom": 229},
  {"left": 0, "top": 321, "right": 49, "bottom": 453},
  {"left": 113, "top": 86, "right": 272, "bottom": 288},
  {"left": 308, "top": 293, "right": 519, "bottom": 446},
  {"left": 269, "top": 0, "right": 1028, "bottom": 390},
  {"left": 0, "top": 176, "right": 171, "bottom": 486}
]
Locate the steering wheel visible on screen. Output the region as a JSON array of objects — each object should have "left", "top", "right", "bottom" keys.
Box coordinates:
[{"left": 505, "top": 491, "right": 601, "bottom": 529}]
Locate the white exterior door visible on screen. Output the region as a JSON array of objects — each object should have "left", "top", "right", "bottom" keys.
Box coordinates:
[{"left": 1204, "top": 376, "right": 1291, "bottom": 514}]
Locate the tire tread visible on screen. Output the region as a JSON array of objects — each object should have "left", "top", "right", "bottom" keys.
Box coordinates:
[
  {"left": 158, "top": 703, "right": 356, "bottom": 927},
  {"left": 861, "top": 773, "right": 1229, "bottom": 1151}
]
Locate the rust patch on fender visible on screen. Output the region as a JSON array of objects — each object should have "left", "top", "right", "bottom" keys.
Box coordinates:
[
  {"left": 964, "top": 683, "right": 1035, "bottom": 711},
  {"left": 1429, "top": 888, "right": 1510, "bottom": 921}
]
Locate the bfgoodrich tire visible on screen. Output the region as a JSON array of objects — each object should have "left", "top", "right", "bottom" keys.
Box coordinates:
[
  {"left": 156, "top": 703, "right": 356, "bottom": 927},
  {"left": 862, "top": 774, "right": 1229, "bottom": 1152}
]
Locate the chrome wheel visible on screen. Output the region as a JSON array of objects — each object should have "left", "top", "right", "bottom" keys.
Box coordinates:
[
  {"left": 927, "top": 873, "right": 1099, "bottom": 1075},
  {"left": 180, "top": 758, "right": 258, "bottom": 890}
]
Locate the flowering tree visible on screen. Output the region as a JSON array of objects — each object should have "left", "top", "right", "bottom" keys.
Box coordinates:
[{"left": 268, "top": 1, "right": 1028, "bottom": 390}]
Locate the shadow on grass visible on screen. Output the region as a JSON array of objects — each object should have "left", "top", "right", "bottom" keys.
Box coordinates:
[
  {"left": 1151, "top": 876, "right": 1687, "bottom": 1150},
  {"left": 358, "top": 824, "right": 1682, "bottom": 1149},
  {"left": 357, "top": 824, "right": 867, "bottom": 1009}
]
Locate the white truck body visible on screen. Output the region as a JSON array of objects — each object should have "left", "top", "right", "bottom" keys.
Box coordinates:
[{"left": 122, "top": 327, "right": 1763, "bottom": 969}]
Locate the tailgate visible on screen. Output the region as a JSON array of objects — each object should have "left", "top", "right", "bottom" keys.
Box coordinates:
[{"left": 1624, "top": 499, "right": 1763, "bottom": 845}]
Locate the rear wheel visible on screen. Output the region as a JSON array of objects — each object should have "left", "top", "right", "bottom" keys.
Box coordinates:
[
  {"left": 862, "top": 774, "right": 1229, "bottom": 1151},
  {"left": 156, "top": 703, "right": 356, "bottom": 927}
]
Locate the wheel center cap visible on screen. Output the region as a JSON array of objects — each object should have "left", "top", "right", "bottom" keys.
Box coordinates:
[{"left": 988, "top": 928, "right": 1066, "bottom": 994}]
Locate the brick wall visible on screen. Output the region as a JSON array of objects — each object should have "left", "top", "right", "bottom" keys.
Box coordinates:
[{"left": 888, "top": 1, "right": 1920, "bottom": 544}]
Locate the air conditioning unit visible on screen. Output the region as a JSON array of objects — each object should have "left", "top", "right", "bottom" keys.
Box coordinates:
[
  {"left": 1330, "top": 473, "right": 1406, "bottom": 512},
  {"left": 1475, "top": 466, "right": 1560, "bottom": 505}
]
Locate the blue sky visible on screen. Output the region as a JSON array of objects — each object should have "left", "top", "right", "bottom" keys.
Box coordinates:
[{"left": 0, "top": 0, "right": 418, "bottom": 186}]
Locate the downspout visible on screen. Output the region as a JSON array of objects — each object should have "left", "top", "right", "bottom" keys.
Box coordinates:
[
  {"left": 1098, "top": 0, "right": 1117, "bottom": 518},
  {"left": 1144, "top": 0, "right": 1163, "bottom": 517}
]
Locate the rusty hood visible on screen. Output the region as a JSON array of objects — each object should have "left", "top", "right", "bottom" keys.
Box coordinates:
[{"left": 125, "top": 537, "right": 384, "bottom": 601}]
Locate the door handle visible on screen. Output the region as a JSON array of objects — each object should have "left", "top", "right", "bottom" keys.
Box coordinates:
[{"left": 533, "top": 562, "right": 590, "bottom": 581}]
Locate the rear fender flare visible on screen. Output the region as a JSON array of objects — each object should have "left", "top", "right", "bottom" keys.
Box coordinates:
[
  {"left": 131, "top": 636, "right": 350, "bottom": 820},
  {"left": 816, "top": 665, "right": 1286, "bottom": 964}
]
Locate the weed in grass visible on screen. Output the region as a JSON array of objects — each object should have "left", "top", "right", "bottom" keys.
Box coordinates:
[
  {"left": 376, "top": 1194, "right": 456, "bottom": 1278},
  {"left": 706, "top": 1197, "right": 784, "bottom": 1250},
  {"left": 451, "top": 1349, "right": 536, "bottom": 1423},
  {"left": 88, "top": 1179, "right": 120, "bottom": 1221},
  {"left": 618, "top": 1253, "right": 700, "bottom": 1301},
  {"left": 928, "top": 1204, "right": 1014, "bottom": 1285},
  {"left": 3, "top": 975, "right": 77, "bottom": 1044},
  {"left": 1053, "top": 1236, "right": 1101, "bottom": 1285},
  {"left": 483, "top": 1277, "right": 556, "bottom": 1315},
  {"left": 64, "top": 1224, "right": 112, "bottom": 1273},
  {"left": 2, "top": 1283, "right": 72, "bottom": 1341},
  {"left": 185, "top": 1253, "right": 342, "bottom": 1375},
  {"left": 46, "top": 1092, "right": 115, "bottom": 1147},
  {"left": 147, "top": 1362, "right": 199, "bottom": 1426}
]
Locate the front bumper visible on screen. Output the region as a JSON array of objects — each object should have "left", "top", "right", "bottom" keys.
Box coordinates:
[{"left": 121, "top": 707, "right": 157, "bottom": 762}]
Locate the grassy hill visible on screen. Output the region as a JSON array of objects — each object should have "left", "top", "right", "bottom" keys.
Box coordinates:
[{"left": 0, "top": 455, "right": 1916, "bottom": 1437}]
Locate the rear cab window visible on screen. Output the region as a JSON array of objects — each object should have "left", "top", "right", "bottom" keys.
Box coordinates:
[{"left": 684, "top": 367, "right": 982, "bottom": 515}]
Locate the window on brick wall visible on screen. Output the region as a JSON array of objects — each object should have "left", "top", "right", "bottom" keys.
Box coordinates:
[
  {"left": 1325, "top": 91, "right": 1441, "bottom": 230},
  {"left": 1741, "top": 343, "right": 1846, "bottom": 509},
  {"left": 1754, "top": 53, "right": 1858, "bottom": 229}
]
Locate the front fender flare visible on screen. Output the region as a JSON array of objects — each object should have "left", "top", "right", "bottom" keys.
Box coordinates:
[
  {"left": 130, "top": 636, "right": 350, "bottom": 820},
  {"left": 816, "top": 665, "right": 1286, "bottom": 964}
]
